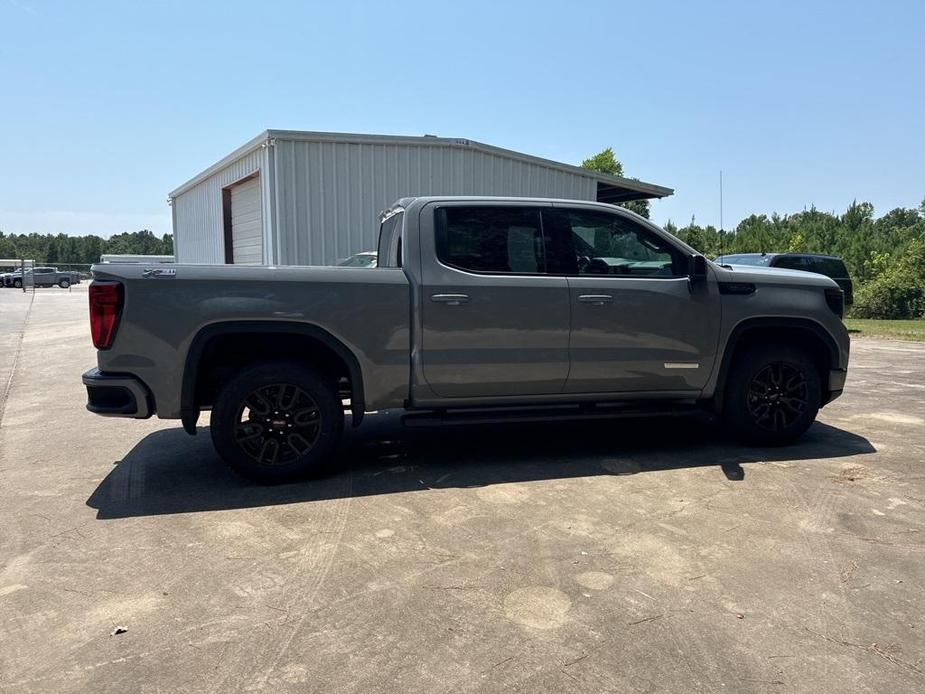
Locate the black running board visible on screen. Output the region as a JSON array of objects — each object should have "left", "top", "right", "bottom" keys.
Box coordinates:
[{"left": 402, "top": 401, "right": 702, "bottom": 428}]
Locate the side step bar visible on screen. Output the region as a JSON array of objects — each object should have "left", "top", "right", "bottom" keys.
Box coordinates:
[{"left": 402, "top": 401, "right": 702, "bottom": 429}]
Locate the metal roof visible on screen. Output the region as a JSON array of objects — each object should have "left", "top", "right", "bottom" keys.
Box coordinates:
[{"left": 169, "top": 130, "right": 673, "bottom": 202}]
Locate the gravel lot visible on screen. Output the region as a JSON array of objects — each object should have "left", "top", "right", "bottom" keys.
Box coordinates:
[{"left": 2, "top": 286, "right": 924, "bottom": 693}]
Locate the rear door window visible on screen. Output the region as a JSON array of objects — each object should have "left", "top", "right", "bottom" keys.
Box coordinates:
[
  {"left": 435, "top": 207, "right": 546, "bottom": 274},
  {"left": 812, "top": 257, "right": 848, "bottom": 278},
  {"left": 772, "top": 256, "right": 811, "bottom": 271},
  {"left": 774, "top": 256, "right": 848, "bottom": 279}
]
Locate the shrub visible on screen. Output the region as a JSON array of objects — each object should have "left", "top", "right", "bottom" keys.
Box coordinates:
[
  {"left": 851, "top": 237, "right": 925, "bottom": 319},
  {"left": 852, "top": 275, "right": 925, "bottom": 319}
]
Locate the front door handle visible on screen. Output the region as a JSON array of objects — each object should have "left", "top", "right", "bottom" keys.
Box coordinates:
[
  {"left": 431, "top": 293, "right": 470, "bottom": 306},
  {"left": 578, "top": 294, "right": 613, "bottom": 305}
]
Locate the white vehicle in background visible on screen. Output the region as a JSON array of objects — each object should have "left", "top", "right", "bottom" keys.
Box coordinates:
[{"left": 335, "top": 251, "right": 378, "bottom": 268}]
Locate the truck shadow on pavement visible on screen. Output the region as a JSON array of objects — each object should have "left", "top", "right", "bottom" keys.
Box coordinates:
[{"left": 87, "top": 413, "right": 876, "bottom": 519}]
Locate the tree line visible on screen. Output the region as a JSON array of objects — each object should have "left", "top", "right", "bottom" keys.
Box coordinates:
[
  {"left": 583, "top": 148, "right": 925, "bottom": 319},
  {"left": 667, "top": 202, "right": 925, "bottom": 320},
  {"left": 3, "top": 153, "right": 923, "bottom": 319},
  {"left": 0, "top": 229, "right": 173, "bottom": 266}
]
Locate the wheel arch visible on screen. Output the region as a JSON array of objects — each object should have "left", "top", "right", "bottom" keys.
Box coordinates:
[
  {"left": 712, "top": 317, "right": 840, "bottom": 411},
  {"left": 181, "top": 320, "right": 366, "bottom": 434}
]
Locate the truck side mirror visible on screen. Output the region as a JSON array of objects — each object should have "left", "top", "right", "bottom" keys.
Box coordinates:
[{"left": 688, "top": 254, "right": 707, "bottom": 284}]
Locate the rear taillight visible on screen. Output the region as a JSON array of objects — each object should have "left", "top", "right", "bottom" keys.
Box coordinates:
[
  {"left": 825, "top": 287, "right": 845, "bottom": 318},
  {"left": 89, "top": 281, "right": 123, "bottom": 349}
]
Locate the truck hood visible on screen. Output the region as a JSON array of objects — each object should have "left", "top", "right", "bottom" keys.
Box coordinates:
[{"left": 711, "top": 262, "right": 840, "bottom": 289}]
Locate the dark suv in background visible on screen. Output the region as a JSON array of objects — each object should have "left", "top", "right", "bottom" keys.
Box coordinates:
[{"left": 715, "top": 253, "right": 853, "bottom": 304}]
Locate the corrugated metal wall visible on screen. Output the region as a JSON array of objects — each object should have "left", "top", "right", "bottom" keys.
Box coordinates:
[
  {"left": 172, "top": 136, "right": 600, "bottom": 266},
  {"left": 271, "top": 139, "right": 597, "bottom": 265},
  {"left": 172, "top": 147, "right": 268, "bottom": 263}
]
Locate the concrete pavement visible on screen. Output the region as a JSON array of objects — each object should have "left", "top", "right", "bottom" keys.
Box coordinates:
[{"left": 1, "top": 287, "right": 923, "bottom": 692}]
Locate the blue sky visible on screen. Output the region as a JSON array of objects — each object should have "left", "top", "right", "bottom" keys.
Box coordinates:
[{"left": 1, "top": 0, "right": 922, "bottom": 237}]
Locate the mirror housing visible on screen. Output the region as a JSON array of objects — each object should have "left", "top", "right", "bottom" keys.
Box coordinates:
[{"left": 688, "top": 254, "right": 707, "bottom": 284}]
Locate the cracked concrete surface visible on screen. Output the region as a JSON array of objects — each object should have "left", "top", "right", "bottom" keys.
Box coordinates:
[{"left": 1, "top": 287, "right": 923, "bottom": 692}]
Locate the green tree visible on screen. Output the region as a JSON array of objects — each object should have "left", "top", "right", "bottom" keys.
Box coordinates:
[
  {"left": 581, "top": 147, "right": 650, "bottom": 219},
  {"left": 581, "top": 147, "right": 623, "bottom": 176}
]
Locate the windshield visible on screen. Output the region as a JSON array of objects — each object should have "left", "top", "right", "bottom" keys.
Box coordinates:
[{"left": 717, "top": 254, "right": 772, "bottom": 267}]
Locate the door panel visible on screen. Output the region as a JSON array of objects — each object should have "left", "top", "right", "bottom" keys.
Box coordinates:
[
  {"left": 542, "top": 207, "right": 721, "bottom": 394},
  {"left": 418, "top": 203, "right": 570, "bottom": 398},
  {"left": 566, "top": 276, "right": 720, "bottom": 393},
  {"left": 422, "top": 276, "right": 571, "bottom": 397}
]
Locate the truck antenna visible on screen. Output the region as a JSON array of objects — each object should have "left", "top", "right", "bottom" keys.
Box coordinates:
[{"left": 719, "top": 170, "right": 725, "bottom": 259}]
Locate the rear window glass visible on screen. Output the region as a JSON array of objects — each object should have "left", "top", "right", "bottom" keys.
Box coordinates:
[
  {"left": 376, "top": 211, "right": 403, "bottom": 267},
  {"left": 811, "top": 258, "right": 848, "bottom": 278},
  {"left": 772, "top": 256, "right": 810, "bottom": 271},
  {"left": 435, "top": 207, "right": 545, "bottom": 274},
  {"left": 774, "top": 256, "right": 848, "bottom": 278}
]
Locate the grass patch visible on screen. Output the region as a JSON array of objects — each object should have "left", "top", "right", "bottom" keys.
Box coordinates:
[{"left": 844, "top": 318, "right": 925, "bottom": 341}]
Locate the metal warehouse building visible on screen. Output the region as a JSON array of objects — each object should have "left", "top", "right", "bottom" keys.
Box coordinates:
[{"left": 169, "top": 130, "right": 673, "bottom": 266}]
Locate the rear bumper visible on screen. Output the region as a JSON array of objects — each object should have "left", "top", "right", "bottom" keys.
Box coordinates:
[{"left": 82, "top": 367, "right": 153, "bottom": 418}]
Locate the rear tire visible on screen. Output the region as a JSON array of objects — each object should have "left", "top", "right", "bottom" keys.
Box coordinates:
[
  {"left": 724, "top": 343, "right": 821, "bottom": 446},
  {"left": 59, "top": 279, "right": 70, "bottom": 289},
  {"left": 13, "top": 279, "right": 22, "bottom": 289},
  {"left": 210, "top": 362, "right": 344, "bottom": 483}
]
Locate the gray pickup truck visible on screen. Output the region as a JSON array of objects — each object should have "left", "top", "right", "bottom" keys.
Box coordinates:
[
  {"left": 83, "top": 197, "right": 849, "bottom": 482},
  {"left": 3, "top": 266, "right": 79, "bottom": 289}
]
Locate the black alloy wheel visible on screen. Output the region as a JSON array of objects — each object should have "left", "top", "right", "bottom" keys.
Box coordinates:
[
  {"left": 234, "top": 383, "right": 322, "bottom": 465},
  {"left": 746, "top": 361, "right": 809, "bottom": 431},
  {"left": 724, "top": 343, "right": 821, "bottom": 446},
  {"left": 210, "top": 363, "right": 344, "bottom": 483}
]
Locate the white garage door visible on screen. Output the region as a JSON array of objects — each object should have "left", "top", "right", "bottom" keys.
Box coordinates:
[{"left": 230, "top": 176, "right": 263, "bottom": 264}]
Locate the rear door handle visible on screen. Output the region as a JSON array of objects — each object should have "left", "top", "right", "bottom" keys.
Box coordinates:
[
  {"left": 578, "top": 294, "right": 613, "bottom": 305},
  {"left": 431, "top": 293, "right": 470, "bottom": 306}
]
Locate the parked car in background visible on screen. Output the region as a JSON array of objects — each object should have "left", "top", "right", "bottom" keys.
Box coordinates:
[
  {"left": 335, "top": 251, "right": 378, "bottom": 268},
  {"left": 2, "top": 269, "right": 29, "bottom": 288},
  {"left": 714, "top": 253, "right": 853, "bottom": 304},
  {"left": 2, "top": 267, "right": 80, "bottom": 289},
  {"left": 84, "top": 196, "right": 849, "bottom": 483}
]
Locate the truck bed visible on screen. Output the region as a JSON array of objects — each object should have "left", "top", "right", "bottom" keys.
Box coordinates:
[{"left": 90, "top": 263, "right": 411, "bottom": 419}]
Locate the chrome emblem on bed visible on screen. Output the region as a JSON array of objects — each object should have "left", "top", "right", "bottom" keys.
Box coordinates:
[{"left": 143, "top": 268, "right": 177, "bottom": 279}]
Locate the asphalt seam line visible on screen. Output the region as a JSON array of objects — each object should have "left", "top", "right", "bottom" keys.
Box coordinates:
[{"left": 0, "top": 291, "right": 36, "bottom": 428}]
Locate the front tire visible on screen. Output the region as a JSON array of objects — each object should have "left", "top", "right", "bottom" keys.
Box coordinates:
[
  {"left": 210, "top": 363, "right": 344, "bottom": 483},
  {"left": 13, "top": 279, "right": 22, "bottom": 289},
  {"left": 59, "top": 279, "right": 70, "bottom": 289},
  {"left": 724, "top": 343, "right": 821, "bottom": 446}
]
